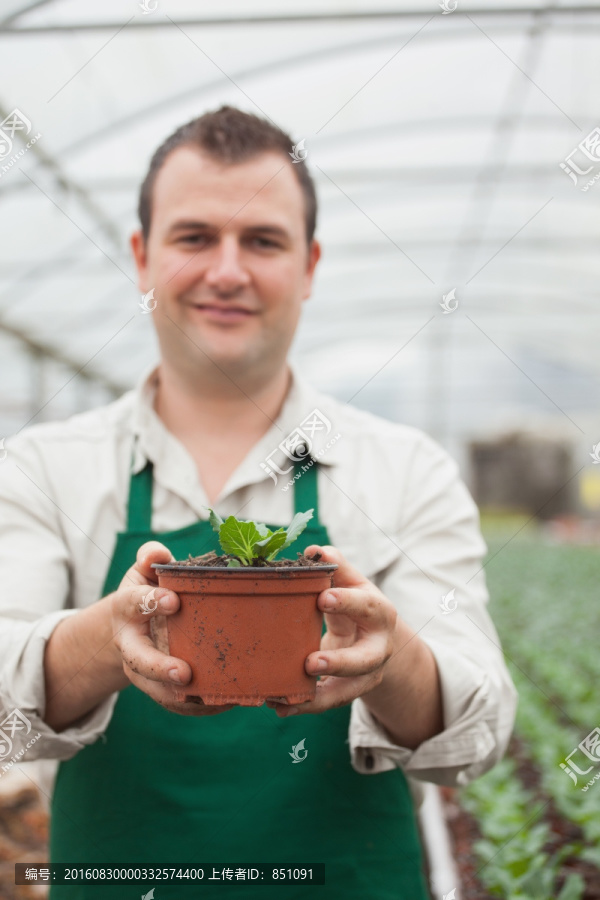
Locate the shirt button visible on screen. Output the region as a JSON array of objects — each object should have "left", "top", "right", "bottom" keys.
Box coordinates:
[{"left": 365, "top": 753, "right": 374, "bottom": 770}]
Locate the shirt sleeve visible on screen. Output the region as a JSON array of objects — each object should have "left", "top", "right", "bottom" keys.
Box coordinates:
[
  {"left": 348, "top": 431, "right": 518, "bottom": 785},
  {"left": 0, "top": 433, "right": 120, "bottom": 763}
]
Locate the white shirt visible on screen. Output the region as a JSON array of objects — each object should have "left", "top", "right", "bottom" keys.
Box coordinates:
[{"left": 0, "top": 359, "right": 517, "bottom": 810}]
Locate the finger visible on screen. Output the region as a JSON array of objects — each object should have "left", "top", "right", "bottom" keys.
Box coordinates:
[
  {"left": 269, "top": 672, "right": 381, "bottom": 717},
  {"left": 111, "top": 584, "right": 180, "bottom": 666},
  {"left": 121, "top": 541, "right": 175, "bottom": 589},
  {"left": 120, "top": 583, "right": 180, "bottom": 621},
  {"left": 317, "top": 586, "right": 395, "bottom": 629},
  {"left": 123, "top": 663, "right": 235, "bottom": 716},
  {"left": 305, "top": 633, "right": 392, "bottom": 679},
  {"left": 166, "top": 703, "right": 236, "bottom": 717},
  {"left": 304, "top": 543, "right": 367, "bottom": 589},
  {"left": 110, "top": 584, "right": 181, "bottom": 661},
  {"left": 119, "top": 626, "right": 192, "bottom": 686}
]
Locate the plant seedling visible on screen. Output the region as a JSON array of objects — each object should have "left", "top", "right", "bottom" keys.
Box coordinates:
[{"left": 203, "top": 507, "right": 314, "bottom": 568}]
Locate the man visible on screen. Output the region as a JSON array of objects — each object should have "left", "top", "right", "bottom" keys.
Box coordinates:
[{"left": 0, "top": 106, "right": 517, "bottom": 898}]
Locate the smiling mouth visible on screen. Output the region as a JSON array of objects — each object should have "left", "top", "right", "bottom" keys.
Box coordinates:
[{"left": 191, "top": 304, "right": 256, "bottom": 316}]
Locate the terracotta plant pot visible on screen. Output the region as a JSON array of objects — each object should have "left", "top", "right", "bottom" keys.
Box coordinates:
[{"left": 151, "top": 562, "right": 338, "bottom": 706}]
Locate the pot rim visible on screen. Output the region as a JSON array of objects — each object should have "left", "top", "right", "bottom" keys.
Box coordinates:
[{"left": 151, "top": 562, "right": 338, "bottom": 574}]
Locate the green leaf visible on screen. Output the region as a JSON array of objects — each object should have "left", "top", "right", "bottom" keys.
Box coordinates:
[
  {"left": 580, "top": 845, "right": 600, "bottom": 867},
  {"left": 226, "top": 558, "right": 242, "bottom": 568},
  {"left": 256, "top": 529, "right": 289, "bottom": 561},
  {"left": 556, "top": 873, "right": 585, "bottom": 900},
  {"left": 254, "top": 526, "right": 284, "bottom": 545},
  {"left": 280, "top": 509, "right": 314, "bottom": 552},
  {"left": 203, "top": 506, "right": 224, "bottom": 534},
  {"left": 206, "top": 507, "right": 315, "bottom": 564},
  {"left": 254, "top": 527, "right": 284, "bottom": 545},
  {"left": 219, "top": 516, "right": 263, "bottom": 564}
]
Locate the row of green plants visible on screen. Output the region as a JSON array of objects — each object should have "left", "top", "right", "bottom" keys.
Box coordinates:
[
  {"left": 461, "top": 755, "right": 585, "bottom": 899},
  {"left": 506, "top": 643, "right": 597, "bottom": 732},
  {"left": 511, "top": 672, "right": 600, "bottom": 848},
  {"left": 483, "top": 535, "right": 599, "bottom": 730},
  {"left": 484, "top": 531, "right": 600, "bottom": 841},
  {"left": 457, "top": 526, "right": 600, "bottom": 898}
]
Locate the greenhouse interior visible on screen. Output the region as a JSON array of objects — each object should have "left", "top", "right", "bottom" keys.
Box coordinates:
[{"left": 0, "top": 2, "right": 599, "bottom": 899}]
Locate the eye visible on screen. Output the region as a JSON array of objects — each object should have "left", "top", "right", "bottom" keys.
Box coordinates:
[
  {"left": 179, "top": 234, "right": 212, "bottom": 246},
  {"left": 252, "top": 236, "right": 280, "bottom": 248}
]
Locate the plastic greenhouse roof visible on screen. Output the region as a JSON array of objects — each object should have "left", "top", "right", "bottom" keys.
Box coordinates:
[{"left": 1, "top": 0, "right": 599, "bottom": 447}]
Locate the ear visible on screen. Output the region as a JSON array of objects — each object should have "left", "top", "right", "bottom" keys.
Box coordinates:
[
  {"left": 131, "top": 229, "right": 150, "bottom": 293},
  {"left": 301, "top": 239, "right": 321, "bottom": 301}
]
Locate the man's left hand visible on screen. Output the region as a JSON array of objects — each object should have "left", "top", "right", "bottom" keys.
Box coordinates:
[{"left": 265, "top": 544, "right": 398, "bottom": 717}]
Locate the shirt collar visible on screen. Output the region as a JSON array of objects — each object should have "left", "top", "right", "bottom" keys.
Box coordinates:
[{"left": 129, "top": 359, "right": 343, "bottom": 496}]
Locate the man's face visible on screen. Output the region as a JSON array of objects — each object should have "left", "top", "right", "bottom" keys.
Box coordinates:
[{"left": 131, "top": 147, "right": 320, "bottom": 381}]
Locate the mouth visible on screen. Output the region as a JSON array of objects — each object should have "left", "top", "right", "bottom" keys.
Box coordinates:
[{"left": 190, "top": 303, "right": 257, "bottom": 320}]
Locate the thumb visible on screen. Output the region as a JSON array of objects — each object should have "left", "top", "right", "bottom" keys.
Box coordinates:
[
  {"left": 304, "top": 543, "right": 365, "bottom": 588},
  {"left": 121, "top": 541, "right": 175, "bottom": 588}
]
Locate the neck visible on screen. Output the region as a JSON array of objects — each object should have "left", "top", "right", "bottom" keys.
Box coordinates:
[{"left": 153, "top": 360, "right": 293, "bottom": 444}]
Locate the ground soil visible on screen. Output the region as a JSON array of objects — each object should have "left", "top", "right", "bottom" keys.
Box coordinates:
[
  {"left": 174, "top": 550, "right": 326, "bottom": 567},
  {"left": 0, "top": 774, "right": 48, "bottom": 899}
]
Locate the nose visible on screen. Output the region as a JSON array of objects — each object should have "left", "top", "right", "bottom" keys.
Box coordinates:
[{"left": 204, "top": 235, "right": 251, "bottom": 294}]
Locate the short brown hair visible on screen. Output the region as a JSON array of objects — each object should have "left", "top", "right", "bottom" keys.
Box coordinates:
[{"left": 138, "top": 105, "right": 317, "bottom": 245}]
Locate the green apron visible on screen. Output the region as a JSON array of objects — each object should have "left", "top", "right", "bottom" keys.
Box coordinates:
[{"left": 49, "top": 456, "right": 429, "bottom": 899}]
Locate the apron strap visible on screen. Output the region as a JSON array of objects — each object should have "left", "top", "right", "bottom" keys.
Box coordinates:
[
  {"left": 125, "top": 453, "right": 320, "bottom": 533},
  {"left": 126, "top": 458, "right": 154, "bottom": 532},
  {"left": 293, "top": 455, "right": 318, "bottom": 517}
]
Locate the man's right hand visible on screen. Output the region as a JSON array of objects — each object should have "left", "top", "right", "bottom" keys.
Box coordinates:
[{"left": 109, "top": 540, "right": 237, "bottom": 717}]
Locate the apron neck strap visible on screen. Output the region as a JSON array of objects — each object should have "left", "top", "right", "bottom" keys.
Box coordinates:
[
  {"left": 127, "top": 455, "right": 154, "bottom": 532},
  {"left": 293, "top": 456, "right": 318, "bottom": 516},
  {"left": 125, "top": 455, "right": 319, "bottom": 533}
]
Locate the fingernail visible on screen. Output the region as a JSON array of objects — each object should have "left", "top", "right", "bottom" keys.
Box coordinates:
[
  {"left": 159, "top": 594, "right": 174, "bottom": 610},
  {"left": 168, "top": 668, "right": 182, "bottom": 683},
  {"left": 316, "top": 658, "right": 328, "bottom": 671},
  {"left": 322, "top": 591, "right": 337, "bottom": 609},
  {"left": 281, "top": 707, "right": 299, "bottom": 716}
]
